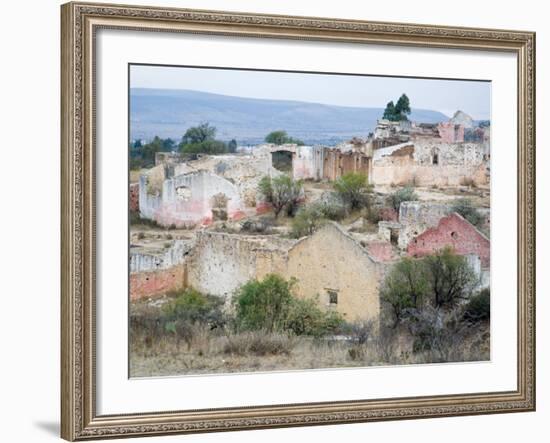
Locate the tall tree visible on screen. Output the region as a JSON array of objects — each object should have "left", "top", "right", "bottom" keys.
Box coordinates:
[
  {"left": 382, "top": 101, "right": 397, "bottom": 121},
  {"left": 395, "top": 93, "right": 411, "bottom": 120}
]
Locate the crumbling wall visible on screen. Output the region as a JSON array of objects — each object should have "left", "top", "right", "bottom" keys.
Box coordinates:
[
  {"left": 372, "top": 140, "right": 488, "bottom": 187},
  {"left": 407, "top": 213, "right": 490, "bottom": 268},
  {"left": 292, "top": 146, "right": 325, "bottom": 180},
  {"left": 130, "top": 266, "right": 186, "bottom": 301},
  {"left": 186, "top": 231, "right": 289, "bottom": 300},
  {"left": 397, "top": 201, "right": 451, "bottom": 249},
  {"left": 139, "top": 171, "right": 245, "bottom": 227},
  {"left": 323, "top": 149, "right": 371, "bottom": 181},
  {"left": 286, "top": 223, "right": 382, "bottom": 322}
]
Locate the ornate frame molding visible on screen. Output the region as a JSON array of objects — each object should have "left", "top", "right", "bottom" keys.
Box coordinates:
[{"left": 61, "top": 2, "right": 535, "bottom": 440}]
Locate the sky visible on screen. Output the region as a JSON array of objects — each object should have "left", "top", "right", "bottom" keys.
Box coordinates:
[{"left": 130, "top": 64, "right": 491, "bottom": 120}]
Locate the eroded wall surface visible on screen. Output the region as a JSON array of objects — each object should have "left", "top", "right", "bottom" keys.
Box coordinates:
[
  {"left": 407, "top": 213, "right": 490, "bottom": 268},
  {"left": 286, "top": 223, "right": 382, "bottom": 323}
]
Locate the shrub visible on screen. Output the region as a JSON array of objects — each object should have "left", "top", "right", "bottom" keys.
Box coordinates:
[
  {"left": 463, "top": 288, "right": 490, "bottom": 322},
  {"left": 285, "top": 297, "right": 344, "bottom": 337},
  {"left": 233, "top": 274, "right": 295, "bottom": 333},
  {"left": 317, "top": 199, "right": 347, "bottom": 221},
  {"left": 333, "top": 172, "right": 373, "bottom": 211},
  {"left": 290, "top": 205, "right": 326, "bottom": 238},
  {"left": 163, "top": 288, "right": 226, "bottom": 329},
  {"left": 404, "top": 305, "right": 470, "bottom": 362},
  {"left": 258, "top": 175, "right": 303, "bottom": 218},
  {"left": 387, "top": 187, "right": 417, "bottom": 212},
  {"left": 451, "top": 198, "right": 484, "bottom": 227},
  {"left": 223, "top": 331, "right": 296, "bottom": 356}
]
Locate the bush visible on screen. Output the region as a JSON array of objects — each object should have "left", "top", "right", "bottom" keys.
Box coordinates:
[
  {"left": 223, "top": 331, "right": 296, "bottom": 356},
  {"left": 285, "top": 297, "right": 344, "bottom": 337},
  {"left": 317, "top": 199, "right": 347, "bottom": 221},
  {"left": 451, "top": 199, "right": 484, "bottom": 227},
  {"left": 163, "top": 288, "right": 226, "bottom": 329},
  {"left": 463, "top": 288, "right": 490, "bottom": 322},
  {"left": 333, "top": 172, "right": 373, "bottom": 211},
  {"left": 404, "top": 305, "right": 470, "bottom": 362},
  {"left": 387, "top": 187, "right": 417, "bottom": 212},
  {"left": 233, "top": 274, "right": 295, "bottom": 333},
  {"left": 290, "top": 205, "right": 326, "bottom": 238},
  {"left": 258, "top": 175, "right": 303, "bottom": 218}
]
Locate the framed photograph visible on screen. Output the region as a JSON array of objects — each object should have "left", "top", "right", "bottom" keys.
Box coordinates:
[{"left": 61, "top": 1, "right": 536, "bottom": 440}]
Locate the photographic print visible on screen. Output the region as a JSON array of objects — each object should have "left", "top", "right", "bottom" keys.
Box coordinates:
[{"left": 128, "top": 64, "right": 491, "bottom": 378}]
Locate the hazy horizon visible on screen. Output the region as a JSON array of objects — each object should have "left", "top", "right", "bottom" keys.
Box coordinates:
[{"left": 130, "top": 65, "right": 491, "bottom": 120}]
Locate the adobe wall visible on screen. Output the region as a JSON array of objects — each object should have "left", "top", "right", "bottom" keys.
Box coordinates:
[{"left": 286, "top": 223, "right": 382, "bottom": 323}]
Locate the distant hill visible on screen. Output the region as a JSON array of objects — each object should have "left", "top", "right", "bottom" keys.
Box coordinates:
[{"left": 130, "top": 88, "right": 449, "bottom": 145}]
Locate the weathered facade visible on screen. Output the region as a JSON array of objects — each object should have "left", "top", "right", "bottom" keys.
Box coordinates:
[
  {"left": 286, "top": 223, "right": 383, "bottom": 322},
  {"left": 184, "top": 223, "right": 384, "bottom": 322},
  {"left": 407, "top": 212, "right": 490, "bottom": 268},
  {"left": 371, "top": 139, "right": 489, "bottom": 187},
  {"left": 139, "top": 171, "right": 246, "bottom": 227},
  {"left": 129, "top": 240, "right": 192, "bottom": 300},
  {"left": 322, "top": 148, "right": 372, "bottom": 182}
]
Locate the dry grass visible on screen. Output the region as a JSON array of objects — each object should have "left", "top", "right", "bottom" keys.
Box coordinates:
[{"left": 129, "top": 322, "right": 489, "bottom": 377}]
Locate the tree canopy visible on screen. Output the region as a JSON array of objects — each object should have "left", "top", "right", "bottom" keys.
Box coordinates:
[
  {"left": 265, "top": 130, "right": 304, "bottom": 146},
  {"left": 382, "top": 93, "right": 411, "bottom": 121}
]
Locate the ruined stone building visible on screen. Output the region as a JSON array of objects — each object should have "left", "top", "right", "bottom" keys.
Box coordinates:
[{"left": 131, "top": 222, "right": 384, "bottom": 322}]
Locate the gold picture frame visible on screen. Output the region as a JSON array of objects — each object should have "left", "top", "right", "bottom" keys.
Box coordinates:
[{"left": 61, "top": 2, "right": 536, "bottom": 440}]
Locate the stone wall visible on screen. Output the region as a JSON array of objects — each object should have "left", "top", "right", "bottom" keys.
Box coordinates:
[
  {"left": 371, "top": 140, "right": 489, "bottom": 187},
  {"left": 186, "top": 231, "right": 289, "bottom": 300}
]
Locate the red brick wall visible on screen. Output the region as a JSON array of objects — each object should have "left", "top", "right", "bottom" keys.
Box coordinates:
[
  {"left": 129, "top": 183, "right": 140, "bottom": 212},
  {"left": 407, "top": 213, "right": 490, "bottom": 267},
  {"left": 130, "top": 265, "right": 186, "bottom": 301}
]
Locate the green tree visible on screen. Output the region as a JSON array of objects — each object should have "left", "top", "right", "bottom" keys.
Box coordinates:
[
  {"left": 382, "top": 101, "right": 397, "bottom": 121},
  {"left": 381, "top": 257, "right": 429, "bottom": 327},
  {"left": 333, "top": 172, "right": 373, "bottom": 211},
  {"left": 233, "top": 274, "right": 295, "bottom": 333},
  {"left": 265, "top": 130, "right": 304, "bottom": 146},
  {"left": 423, "top": 247, "right": 478, "bottom": 308},
  {"left": 395, "top": 93, "right": 411, "bottom": 120},
  {"left": 382, "top": 94, "right": 411, "bottom": 121},
  {"left": 258, "top": 175, "right": 303, "bottom": 218},
  {"left": 181, "top": 122, "right": 217, "bottom": 145}
]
